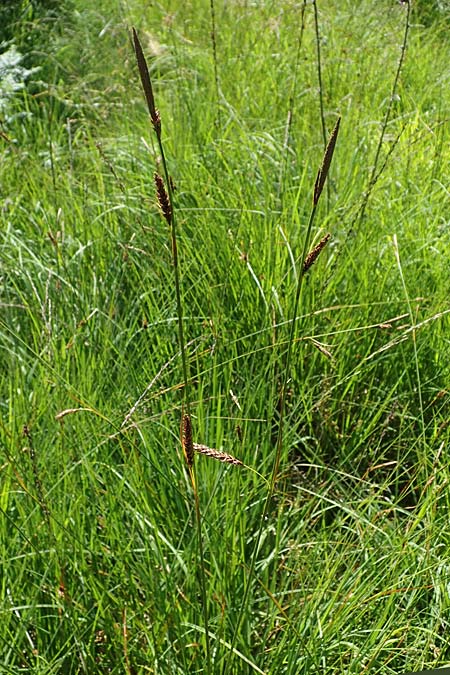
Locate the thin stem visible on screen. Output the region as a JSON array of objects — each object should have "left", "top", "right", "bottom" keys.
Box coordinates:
[
  {"left": 209, "top": 0, "right": 221, "bottom": 127},
  {"left": 132, "top": 28, "right": 211, "bottom": 671},
  {"left": 270, "top": 204, "right": 318, "bottom": 484},
  {"left": 324, "top": 2, "right": 410, "bottom": 287},
  {"left": 369, "top": 2, "right": 410, "bottom": 191},
  {"left": 312, "top": 0, "right": 330, "bottom": 209},
  {"left": 222, "top": 116, "right": 340, "bottom": 675},
  {"left": 157, "top": 114, "right": 213, "bottom": 675},
  {"left": 278, "top": 0, "right": 308, "bottom": 204},
  {"left": 356, "top": 0, "right": 411, "bottom": 228}
]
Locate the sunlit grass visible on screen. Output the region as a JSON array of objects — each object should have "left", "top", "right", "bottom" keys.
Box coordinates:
[{"left": 1, "top": 0, "right": 450, "bottom": 673}]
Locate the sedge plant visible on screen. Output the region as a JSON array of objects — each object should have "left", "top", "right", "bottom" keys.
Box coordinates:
[
  {"left": 222, "top": 117, "right": 341, "bottom": 675},
  {"left": 132, "top": 27, "right": 213, "bottom": 672}
]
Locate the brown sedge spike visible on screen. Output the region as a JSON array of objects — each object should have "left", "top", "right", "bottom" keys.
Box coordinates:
[
  {"left": 193, "top": 444, "right": 243, "bottom": 467},
  {"left": 303, "top": 233, "right": 331, "bottom": 273},
  {"left": 132, "top": 28, "right": 161, "bottom": 136},
  {"left": 154, "top": 173, "right": 172, "bottom": 224},
  {"left": 182, "top": 414, "right": 194, "bottom": 468},
  {"left": 313, "top": 116, "right": 341, "bottom": 206}
]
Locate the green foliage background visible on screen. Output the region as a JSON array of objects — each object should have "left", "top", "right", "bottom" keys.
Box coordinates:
[{"left": 1, "top": 1, "right": 449, "bottom": 673}]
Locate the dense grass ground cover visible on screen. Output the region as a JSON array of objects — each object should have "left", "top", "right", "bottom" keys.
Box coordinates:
[{"left": 1, "top": 0, "right": 450, "bottom": 673}]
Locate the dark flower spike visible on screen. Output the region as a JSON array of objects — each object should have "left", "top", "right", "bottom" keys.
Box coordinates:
[
  {"left": 154, "top": 173, "right": 172, "bottom": 224},
  {"left": 313, "top": 116, "right": 341, "bottom": 206},
  {"left": 182, "top": 414, "right": 194, "bottom": 468},
  {"left": 303, "top": 233, "right": 331, "bottom": 273},
  {"left": 132, "top": 27, "right": 161, "bottom": 136}
]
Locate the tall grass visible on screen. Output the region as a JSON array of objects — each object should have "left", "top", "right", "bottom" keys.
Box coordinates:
[
  {"left": 132, "top": 26, "right": 213, "bottom": 671},
  {"left": 1, "top": 0, "right": 450, "bottom": 673},
  {"left": 222, "top": 115, "right": 341, "bottom": 675}
]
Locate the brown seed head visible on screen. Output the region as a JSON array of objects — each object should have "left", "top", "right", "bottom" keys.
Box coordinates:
[
  {"left": 303, "top": 233, "right": 331, "bottom": 273},
  {"left": 193, "top": 443, "right": 243, "bottom": 467},
  {"left": 154, "top": 173, "right": 172, "bottom": 224},
  {"left": 313, "top": 117, "right": 341, "bottom": 206},
  {"left": 182, "top": 414, "right": 194, "bottom": 467},
  {"left": 132, "top": 27, "right": 161, "bottom": 136}
]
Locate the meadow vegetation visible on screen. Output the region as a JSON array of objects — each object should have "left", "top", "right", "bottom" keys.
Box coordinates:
[{"left": 1, "top": 0, "right": 450, "bottom": 673}]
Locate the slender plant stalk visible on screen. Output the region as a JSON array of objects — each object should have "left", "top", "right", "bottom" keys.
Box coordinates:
[
  {"left": 209, "top": 0, "right": 221, "bottom": 127},
  {"left": 222, "top": 117, "right": 341, "bottom": 675},
  {"left": 132, "top": 28, "right": 190, "bottom": 408},
  {"left": 354, "top": 0, "right": 411, "bottom": 230},
  {"left": 367, "top": 1, "right": 411, "bottom": 201},
  {"left": 324, "top": 1, "right": 410, "bottom": 288},
  {"left": 312, "top": 0, "right": 330, "bottom": 209},
  {"left": 278, "top": 0, "right": 308, "bottom": 203},
  {"left": 132, "top": 28, "right": 211, "bottom": 672}
]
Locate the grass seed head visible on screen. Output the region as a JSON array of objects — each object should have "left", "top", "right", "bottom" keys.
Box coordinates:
[
  {"left": 132, "top": 27, "right": 161, "bottom": 136},
  {"left": 313, "top": 116, "right": 341, "bottom": 206},
  {"left": 303, "top": 233, "right": 331, "bottom": 273},
  {"left": 154, "top": 173, "right": 172, "bottom": 224},
  {"left": 193, "top": 443, "right": 243, "bottom": 466},
  {"left": 182, "top": 414, "right": 194, "bottom": 467}
]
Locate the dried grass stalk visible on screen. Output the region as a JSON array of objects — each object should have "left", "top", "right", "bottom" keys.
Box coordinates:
[
  {"left": 182, "top": 414, "right": 194, "bottom": 467},
  {"left": 132, "top": 27, "right": 161, "bottom": 135},
  {"left": 303, "top": 233, "right": 331, "bottom": 273},
  {"left": 309, "top": 337, "right": 333, "bottom": 360},
  {"left": 193, "top": 443, "right": 243, "bottom": 466},
  {"left": 55, "top": 407, "right": 92, "bottom": 421},
  {"left": 154, "top": 173, "right": 172, "bottom": 224},
  {"left": 313, "top": 116, "right": 341, "bottom": 206}
]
